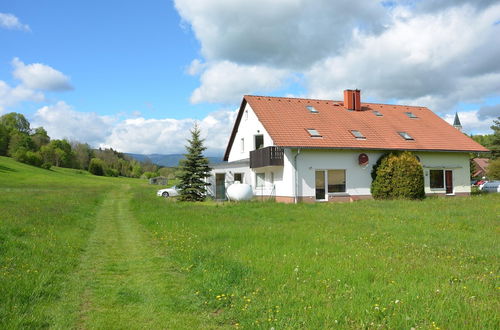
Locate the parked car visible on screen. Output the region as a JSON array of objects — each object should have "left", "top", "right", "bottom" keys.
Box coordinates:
[
  {"left": 157, "top": 186, "right": 179, "bottom": 197},
  {"left": 481, "top": 181, "right": 500, "bottom": 193}
]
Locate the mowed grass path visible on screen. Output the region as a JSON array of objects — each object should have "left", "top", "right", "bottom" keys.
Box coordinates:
[
  {"left": 52, "top": 186, "right": 208, "bottom": 329},
  {"left": 0, "top": 157, "right": 211, "bottom": 328}
]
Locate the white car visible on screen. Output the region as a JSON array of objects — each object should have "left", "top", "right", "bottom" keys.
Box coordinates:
[
  {"left": 481, "top": 181, "right": 500, "bottom": 193},
  {"left": 157, "top": 186, "right": 179, "bottom": 198}
]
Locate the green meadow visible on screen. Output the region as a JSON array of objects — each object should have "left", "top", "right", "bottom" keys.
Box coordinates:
[{"left": 0, "top": 155, "right": 498, "bottom": 329}]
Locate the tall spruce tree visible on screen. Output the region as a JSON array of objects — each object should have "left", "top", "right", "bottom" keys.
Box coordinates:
[{"left": 177, "top": 124, "right": 211, "bottom": 201}]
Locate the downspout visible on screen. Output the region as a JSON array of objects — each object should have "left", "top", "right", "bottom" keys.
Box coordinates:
[{"left": 294, "top": 148, "right": 301, "bottom": 204}]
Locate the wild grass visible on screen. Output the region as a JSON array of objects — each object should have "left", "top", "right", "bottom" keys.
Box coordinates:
[
  {"left": 0, "top": 156, "right": 130, "bottom": 328},
  {"left": 1, "top": 155, "right": 499, "bottom": 328},
  {"left": 131, "top": 187, "right": 500, "bottom": 329}
]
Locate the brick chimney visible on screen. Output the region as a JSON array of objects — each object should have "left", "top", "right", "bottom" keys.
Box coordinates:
[{"left": 344, "top": 89, "right": 361, "bottom": 111}]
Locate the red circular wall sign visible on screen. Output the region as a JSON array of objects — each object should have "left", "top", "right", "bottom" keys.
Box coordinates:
[{"left": 358, "top": 153, "right": 369, "bottom": 165}]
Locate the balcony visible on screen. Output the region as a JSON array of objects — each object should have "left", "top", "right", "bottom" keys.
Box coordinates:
[{"left": 250, "top": 146, "right": 284, "bottom": 168}]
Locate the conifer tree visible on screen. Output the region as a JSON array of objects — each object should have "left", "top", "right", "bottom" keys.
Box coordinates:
[{"left": 177, "top": 124, "right": 211, "bottom": 201}]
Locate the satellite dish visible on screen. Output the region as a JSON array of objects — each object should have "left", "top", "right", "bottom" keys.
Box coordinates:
[{"left": 358, "top": 153, "right": 369, "bottom": 166}]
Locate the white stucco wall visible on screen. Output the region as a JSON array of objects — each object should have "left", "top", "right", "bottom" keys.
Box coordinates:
[
  {"left": 293, "top": 149, "right": 384, "bottom": 198},
  {"left": 227, "top": 103, "right": 274, "bottom": 162},
  {"left": 419, "top": 152, "right": 471, "bottom": 194},
  {"left": 282, "top": 149, "right": 471, "bottom": 198}
]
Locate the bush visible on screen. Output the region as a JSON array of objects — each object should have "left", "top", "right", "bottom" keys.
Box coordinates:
[
  {"left": 371, "top": 152, "right": 425, "bottom": 200},
  {"left": 88, "top": 158, "right": 105, "bottom": 176},
  {"left": 12, "top": 147, "right": 28, "bottom": 163},
  {"left": 141, "top": 171, "right": 159, "bottom": 179},
  {"left": 105, "top": 168, "right": 119, "bottom": 177},
  {"left": 24, "top": 151, "right": 43, "bottom": 167},
  {"left": 41, "top": 162, "right": 52, "bottom": 170}
]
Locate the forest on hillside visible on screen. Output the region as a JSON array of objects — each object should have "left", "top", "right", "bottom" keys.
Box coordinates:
[{"left": 0, "top": 112, "right": 176, "bottom": 179}]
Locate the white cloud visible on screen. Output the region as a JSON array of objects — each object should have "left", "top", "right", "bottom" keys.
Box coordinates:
[
  {"left": 33, "top": 101, "right": 115, "bottom": 146},
  {"left": 12, "top": 57, "right": 73, "bottom": 91},
  {"left": 174, "top": 0, "right": 387, "bottom": 68},
  {"left": 187, "top": 59, "right": 207, "bottom": 76},
  {"left": 444, "top": 111, "right": 496, "bottom": 135},
  {"left": 33, "top": 102, "right": 237, "bottom": 155},
  {"left": 0, "top": 80, "right": 44, "bottom": 114},
  {"left": 0, "top": 13, "right": 30, "bottom": 31},
  {"left": 305, "top": 4, "right": 500, "bottom": 111},
  {"left": 102, "top": 109, "right": 236, "bottom": 154},
  {"left": 190, "top": 61, "right": 291, "bottom": 104}
]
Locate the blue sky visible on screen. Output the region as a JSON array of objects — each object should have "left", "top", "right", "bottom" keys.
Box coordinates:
[{"left": 1, "top": 1, "right": 499, "bottom": 155}]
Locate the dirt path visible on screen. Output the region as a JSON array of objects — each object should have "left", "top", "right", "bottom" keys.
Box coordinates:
[{"left": 51, "top": 185, "right": 205, "bottom": 329}]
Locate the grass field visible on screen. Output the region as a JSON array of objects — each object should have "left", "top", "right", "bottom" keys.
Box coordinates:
[{"left": 1, "top": 155, "right": 499, "bottom": 329}]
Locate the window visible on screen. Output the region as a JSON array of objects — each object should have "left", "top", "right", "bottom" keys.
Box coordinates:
[
  {"left": 254, "top": 134, "right": 264, "bottom": 149},
  {"left": 234, "top": 173, "right": 243, "bottom": 183},
  {"left": 350, "top": 130, "right": 366, "bottom": 139},
  {"left": 373, "top": 110, "right": 383, "bottom": 116},
  {"left": 240, "top": 138, "right": 244, "bottom": 153},
  {"left": 430, "top": 170, "right": 444, "bottom": 189},
  {"left": 327, "top": 170, "right": 346, "bottom": 193},
  {"left": 306, "top": 105, "right": 319, "bottom": 113},
  {"left": 405, "top": 112, "right": 418, "bottom": 118},
  {"left": 256, "top": 173, "right": 265, "bottom": 187},
  {"left": 398, "top": 132, "right": 414, "bottom": 140},
  {"left": 307, "top": 128, "right": 322, "bottom": 137},
  {"left": 244, "top": 110, "right": 248, "bottom": 120},
  {"left": 270, "top": 172, "right": 274, "bottom": 184}
]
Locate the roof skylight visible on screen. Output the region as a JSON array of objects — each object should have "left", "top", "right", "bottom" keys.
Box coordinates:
[
  {"left": 373, "top": 110, "right": 383, "bottom": 116},
  {"left": 398, "top": 132, "right": 414, "bottom": 140},
  {"left": 405, "top": 112, "right": 418, "bottom": 118},
  {"left": 307, "top": 129, "right": 322, "bottom": 137},
  {"left": 306, "top": 105, "right": 319, "bottom": 113},
  {"left": 350, "top": 130, "right": 366, "bottom": 139}
]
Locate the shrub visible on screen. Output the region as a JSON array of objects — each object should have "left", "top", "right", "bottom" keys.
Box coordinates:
[
  {"left": 12, "top": 147, "right": 28, "bottom": 163},
  {"left": 41, "top": 162, "right": 52, "bottom": 170},
  {"left": 24, "top": 151, "right": 43, "bottom": 167},
  {"left": 371, "top": 152, "right": 425, "bottom": 200},
  {"left": 105, "top": 168, "right": 119, "bottom": 177},
  {"left": 88, "top": 158, "right": 105, "bottom": 176},
  {"left": 141, "top": 171, "right": 159, "bottom": 179}
]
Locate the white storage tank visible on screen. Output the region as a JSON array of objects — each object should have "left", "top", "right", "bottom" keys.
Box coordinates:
[{"left": 226, "top": 182, "right": 253, "bottom": 201}]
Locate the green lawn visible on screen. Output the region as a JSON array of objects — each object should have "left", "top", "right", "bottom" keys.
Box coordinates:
[
  {"left": 131, "top": 186, "right": 500, "bottom": 329},
  {"left": 1, "top": 156, "right": 499, "bottom": 329}
]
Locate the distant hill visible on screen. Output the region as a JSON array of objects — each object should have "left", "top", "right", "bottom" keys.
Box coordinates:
[{"left": 125, "top": 153, "right": 223, "bottom": 167}]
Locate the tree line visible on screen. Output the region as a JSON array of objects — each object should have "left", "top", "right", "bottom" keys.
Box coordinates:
[
  {"left": 0, "top": 112, "right": 158, "bottom": 177},
  {"left": 470, "top": 117, "right": 500, "bottom": 179}
]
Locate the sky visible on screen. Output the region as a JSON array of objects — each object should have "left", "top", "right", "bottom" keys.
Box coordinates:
[{"left": 1, "top": 0, "right": 499, "bottom": 156}]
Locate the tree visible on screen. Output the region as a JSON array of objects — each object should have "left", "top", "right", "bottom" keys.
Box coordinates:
[
  {"left": 0, "top": 112, "right": 31, "bottom": 134},
  {"left": 177, "top": 124, "right": 211, "bottom": 201},
  {"left": 489, "top": 117, "right": 500, "bottom": 159},
  {"left": 31, "top": 127, "right": 50, "bottom": 150},
  {"left": 0, "top": 124, "right": 9, "bottom": 156},
  {"left": 88, "top": 158, "right": 105, "bottom": 176},
  {"left": 8, "top": 132, "right": 33, "bottom": 157},
  {"left": 371, "top": 152, "right": 425, "bottom": 200},
  {"left": 72, "top": 142, "right": 94, "bottom": 169},
  {"left": 487, "top": 158, "right": 500, "bottom": 179}
]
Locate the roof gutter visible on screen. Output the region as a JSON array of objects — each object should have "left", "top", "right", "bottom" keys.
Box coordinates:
[{"left": 294, "top": 148, "right": 301, "bottom": 204}]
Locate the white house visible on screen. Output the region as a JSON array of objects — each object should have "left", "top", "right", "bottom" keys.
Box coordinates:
[{"left": 207, "top": 90, "right": 488, "bottom": 202}]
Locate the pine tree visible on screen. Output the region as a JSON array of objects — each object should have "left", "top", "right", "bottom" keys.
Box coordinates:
[{"left": 177, "top": 124, "right": 211, "bottom": 201}]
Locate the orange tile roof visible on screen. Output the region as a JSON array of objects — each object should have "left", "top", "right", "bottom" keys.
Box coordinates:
[{"left": 223, "top": 95, "right": 489, "bottom": 160}]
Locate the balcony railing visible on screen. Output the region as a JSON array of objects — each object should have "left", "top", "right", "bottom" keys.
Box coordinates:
[{"left": 250, "top": 146, "right": 284, "bottom": 168}]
